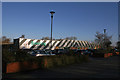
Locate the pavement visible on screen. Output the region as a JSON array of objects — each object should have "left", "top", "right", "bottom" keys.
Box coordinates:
[{"left": 2, "top": 55, "right": 120, "bottom": 79}]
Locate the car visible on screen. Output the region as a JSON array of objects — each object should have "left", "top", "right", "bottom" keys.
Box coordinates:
[
  {"left": 91, "top": 49, "right": 106, "bottom": 57},
  {"left": 27, "top": 50, "right": 39, "bottom": 56},
  {"left": 54, "top": 49, "right": 65, "bottom": 55},
  {"left": 45, "top": 50, "right": 56, "bottom": 56},
  {"left": 86, "top": 49, "right": 95, "bottom": 56},
  {"left": 58, "top": 49, "right": 65, "bottom": 53},
  {"left": 38, "top": 50, "right": 56, "bottom": 56},
  {"left": 27, "top": 50, "right": 36, "bottom": 56},
  {"left": 75, "top": 50, "right": 86, "bottom": 55},
  {"left": 110, "top": 49, "right": 119, "bottom": 55},
  {"left": 115, "top": 49, "right": 119, "bottom": 55},
  {"left": 72, "top": 49, "right": 78, "bottom": 53},
  {"left": 81, "top": 50, "right": 88, "bottom": 55},
  {"left": 75, "top": 49, "right": 92, "bottom": 55},
  {"left": 28, "top": 50, "right": 55, "bottom": 57}
]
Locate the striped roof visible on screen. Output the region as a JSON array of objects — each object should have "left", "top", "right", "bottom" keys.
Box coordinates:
[{"left": 14, "top": 38, "right": 96, "bottom": 50}]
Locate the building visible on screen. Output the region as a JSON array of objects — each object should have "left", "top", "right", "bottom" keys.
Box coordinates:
[
  {"left": 2, "top": 43, "right": 14, "bottom": 51},
  {"left": 14, "top": 38, "right": 98, "bottom": 50}
]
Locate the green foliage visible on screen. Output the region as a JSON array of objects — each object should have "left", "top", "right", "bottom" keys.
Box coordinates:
[
  {"left": 2, "top": 49, "right": 35, "bottom": 63},
  {"left": 92, "top": 49, "right": 103, "bottom": 57},
  {"left": 1, "top": 36, "right": 11, "bottom": 43},
  {"left": 2, "top": 49, "right": 16, "bottom": 63},
  {"left": 40, "top": 55, "right": 89, "bottom": 69},
  {"left": 82, "top": 55, "right": 89, "bottom": 62},
  {"left": 92, "top": 48, "right": 113, "bottom": 57},
  {"left": 66, "top": 49, "right": 74, "bottom": 56},
  {"left": 117, "top": 41, "right": 120, "bottom": 51},
  {"left": 74, "top": 55, "right": 81, "bottom": 63},
  {"left": 3, "top": 49, "right": 89, "bottom": 69}
]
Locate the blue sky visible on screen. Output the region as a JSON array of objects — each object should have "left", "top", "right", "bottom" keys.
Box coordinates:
[{"left": 2, "top": 2, "right": 118, "bottom": 46}]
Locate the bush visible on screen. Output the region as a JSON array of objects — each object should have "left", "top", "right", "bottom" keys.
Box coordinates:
[
  {"left": 66, "top": 49, "right": 74, "bottom": 56},
  {"left": 92, "top": 49, "right": 107, "bottom": 57},
  {"left": 74, "top": 56, "right": 81, "bottom": 63},
  {"left": 3, "top": 49, "right": 89, "bottom": 70},
  {"left": 2, "top": 49, "right": 37, "bottom": 64},
  {"left": 54, "top": 57, "right": 63, "bottom": 66},
  {"left": 43, "top": 57, "right": 54, "bottom": 68},
  {"left": 2, "top": 49, "right": 16, "bottom": 63},
  {"left": 82, "top": 55, "right": 89, "bottom": 62},
  {"left": 40, "top": 54, "right": 89, "bottom": 69}
]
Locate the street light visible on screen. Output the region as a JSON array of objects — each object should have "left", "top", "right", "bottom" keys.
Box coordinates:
[
  {"left": 119, "top": 34, "right": 120, "bottom": 41},
  {"left": 104, "top": 29, "right": 106, "bottom": 34},
  {"left": 104, "top": 29, "right": 106, "bottom": 48},
  {"left": 50, "top": 11, "right": 55, "bottom": 50}
]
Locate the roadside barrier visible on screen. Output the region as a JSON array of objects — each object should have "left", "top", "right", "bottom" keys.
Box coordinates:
[
  {"left": 6, "top": 61, "right": 39, "bottom": 73},
  {"left": 108, "top": 53, "right": 111, "bottom": 57},
  {"left": 104, "top": 53, "right": 113, "bottom": 58},
  {"left": 116, "top": 52, "right": 119, "bottom": 55},
  {"left": 110, "top": 53, "right": 113, "bottom": 56},
  {"left": 104, "top": 53, "right": 108, "bottom": 58}
]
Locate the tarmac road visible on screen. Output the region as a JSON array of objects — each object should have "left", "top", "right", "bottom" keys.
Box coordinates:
[{"left": 2, "top": 55, "right": 120, "bottom": 79}]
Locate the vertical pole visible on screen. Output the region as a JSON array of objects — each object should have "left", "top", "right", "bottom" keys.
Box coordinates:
[
  {"left": 118, "top": 1, "right": 120, "bottom": 52},
  {"left": 50, "top": 11, "right": 55, "bottom": 50},
  {"left": 104, "top": 29, "right": 106, "bottom": 34},
  {"left": 51, "top": 14, "right": 53, "bottom": 50},
  {"left": 104, "top": 29, "right": 106, "bottom": 49},
  {"left": 119, "top": 35, "right": 120, "bottom": 41}
]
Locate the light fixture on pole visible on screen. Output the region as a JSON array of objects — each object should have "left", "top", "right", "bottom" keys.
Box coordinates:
[
  {"left": 104, "top": 29, "right": 106, "bottom": 34},
  {"left": 50, "top": 11, "right": 55, "bottom": 50},
  {"left": 103, "top": 29, "right": 106, "bottom": 48}
]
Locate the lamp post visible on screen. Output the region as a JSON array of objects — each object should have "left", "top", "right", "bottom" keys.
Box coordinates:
[
  {"left": 119, "top": 34, "right": 120, "bottom": 41},
  {"left": 104, "top": 29, "right": 106, "bottom": 48},
  {"left": 50, "top": 11, "right": 55, "bottom": 50},
  {"left": 104, "top": 29, "right": 106, "bottom": 34}
]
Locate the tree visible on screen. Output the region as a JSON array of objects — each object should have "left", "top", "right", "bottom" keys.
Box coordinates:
[
  {"left": 56, "top": 38, "right": 63, "bottom": 40},
  {"left": 1, "top": 36, "right": 11, "bottom": 43},
  {"left": 95, "top": 31, "right": 112, "bottom": 49},
  {"left": 117, "top": 41, "right": 120, "bottom": 51},
  {"left": 0, "top": 37, "right": 2, "bottom": 44},
  {"left": 20, "top": 35, "right": 25, "bottom": 38},
  {"left": 41, "top": 37, "right": 50, "bottom": 40},
  {"left": 65, "top": 36, "right": 77, "bottom": 40}
]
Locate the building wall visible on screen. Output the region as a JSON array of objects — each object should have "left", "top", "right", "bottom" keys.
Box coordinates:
[{"left": 2, "top": 44, "right": 14, "bottom": 51}]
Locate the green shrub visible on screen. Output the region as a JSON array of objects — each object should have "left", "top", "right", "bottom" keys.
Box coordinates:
[
  {"left": 66, "top": 49, "right": 74, "bottom": 56},
  {"left": 14, "top": 50, "right": 32, "bottom": 62},
  {"left": 69, "top": 56, "right": 75, "bottom": 64},
  {"left": 93, "top": 49, "right": 107, "bottom": 57},
  {"left": 75, "top": 56, "right": 81, "bottom": 63},
  {"left": 51, "top": 57, "right": 58, "bottom": 67},
  {"left": 61, "top": 55, "right": 66, "bottom": 66},
  {"left": 3, "top": 49, "right": 89, "bottom": 69},
  {"left": 64, "top": 55, "right": 70, "bottom": 65},
  {"left": 55, "top": 57, "right": 63, "bottom": 66},
  {"left": 2, "top": 49, "right": 16, "bottom": 63},
  {"left": 46, "top": 57, "right": 54, "bottom": 68},
  {"left": 82, "top": 55, "right": 89, "bottom": 62}
]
